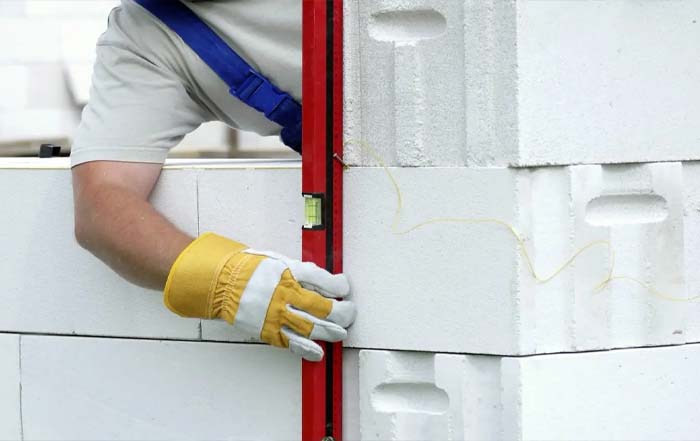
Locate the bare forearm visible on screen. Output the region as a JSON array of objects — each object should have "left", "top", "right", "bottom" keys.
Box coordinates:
[{"left": 73, "top": 164, "right": 193, "bottom": 290}]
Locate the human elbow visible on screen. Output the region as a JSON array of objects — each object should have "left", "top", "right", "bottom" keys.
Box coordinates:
[
  {"left": 74, "top": 208, "right": 96, "bottom": 252},
  {"left": 73, "top": 191, "right": 102, "bottom": 253}
]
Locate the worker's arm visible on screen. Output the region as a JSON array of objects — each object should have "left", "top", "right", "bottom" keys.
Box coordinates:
[
  {"left": 72, "top": 160, "right": 355, "bottom": 361},
  {"left": 72, "top": 160, "right": 192, "bottom": 290}
]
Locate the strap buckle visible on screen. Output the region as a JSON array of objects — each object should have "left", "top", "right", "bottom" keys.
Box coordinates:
[
  {"left": 229, "top": 70, "right": 302, "bottom": 151},
  {"left": 230, "top": 71, "right": 296, "bottom": 123}
]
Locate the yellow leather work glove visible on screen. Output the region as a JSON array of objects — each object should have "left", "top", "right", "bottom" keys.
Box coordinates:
[{"left": 164, "top": 233, "right": 356, "bottom": 361}]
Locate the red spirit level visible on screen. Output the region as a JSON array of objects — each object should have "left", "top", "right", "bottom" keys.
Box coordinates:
[{"left": 301, "top": 0, "right": 344, "bottom": 440}]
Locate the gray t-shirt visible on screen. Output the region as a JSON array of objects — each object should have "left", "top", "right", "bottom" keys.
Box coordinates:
[{"left": 70, "top": 0, "right": 301, "bottom": 167}]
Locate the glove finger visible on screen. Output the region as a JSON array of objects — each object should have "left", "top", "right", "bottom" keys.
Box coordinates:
[
  {"left": 291, "top": 287, "right": 357, "bottom": 327},
  {"left": 283, "top": 308, "right": 314, "bottom": 337},
  {"left": 288, "top": 306, "right": 347, "bottom": 342},
  {"left": 326, "top": 299, "right": 357, "bottom": 328},
  {"left": 282, "top": 327, "right": 324, "bottom": 362},
  {"left": 287, "top": 260, "right": 350, "bottom": 299},
  {"left": 289, "top": 285, "right": 334, "bottom": 319},
  {"left": 245, "top": 250, "right": 349, "bottom": 298}
]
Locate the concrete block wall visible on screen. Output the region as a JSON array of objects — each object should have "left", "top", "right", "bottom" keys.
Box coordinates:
[
  {"left": 345, "top": 162, "right": 697, "bottom": 355},
  {"left": 0, "top": 167, "right": 199, "bottom": 340},
  {"left": 0, "top": 159, "right": 309, "bottom": 439},
  {"left": 19, "top": 336, "right": 301, "bottom": 440},
  {"left": 0, "top": 160, "right": 301, "bottom": 341},
  {"left": 0, "top": 335, "right": 21, "bottom": 440},
  {"left": 4, "top": 159, "right": 683, "bottom": 357},
  {"left": 342, "top": 0, "right": 700, "bottom": 439},
  {"left": 0, "top": 333, "right": 302, "bottom": 440},
  {"left": 357, "top": 345, "right": 700, "bottom": 440},
  {"left": 344, "top": 0, "right": 700, "bottom": 167}
]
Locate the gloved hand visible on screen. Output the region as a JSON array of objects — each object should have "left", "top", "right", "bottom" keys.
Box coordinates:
[{"left": 164, "top": 233, "right": 355, "bottom": 361}]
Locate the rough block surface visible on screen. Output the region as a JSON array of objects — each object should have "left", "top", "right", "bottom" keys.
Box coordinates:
[
  {"left": 508, "top": 346, "right": 700, "bottom": 441},
  {"left": 359, "top": 345, "right": 700, "bottom": 440},
  {"left": 0, "top": 162, "right": 304, "bottom": 342},
  {"left": 0, "top": 167, "right": 199, "bottom": 340},
  {"left": 20, "top": 335, "right": 300, "bottom": 440},
  {"left": 345, "top": 163, "right": 690, "bottom": 354},
  {"left": 344, "top": 0, "right": 700, "bottom": 167},
  {"left": 196, "top": 167, "right": 303, "bottom": 342},
  {"left": 360, "top": 350, "right": 501, "bottom": 440},
  {"left": 683, "top": 162, "right": 700, "bottom": 342},
  {"left": 3, "top": 159, "right": 697, "bottom": 355},
  {"left": 0, "top": 334, "right": 21, "bottom": 440}
]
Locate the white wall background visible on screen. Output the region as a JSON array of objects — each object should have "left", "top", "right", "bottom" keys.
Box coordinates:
[{"left": 0, "top": 0, "right": 288, "bottom": 157}]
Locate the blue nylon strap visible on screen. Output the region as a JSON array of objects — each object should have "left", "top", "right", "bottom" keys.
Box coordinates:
[{"left": 134, "top": 0, "right": 302, "bottom": 152}]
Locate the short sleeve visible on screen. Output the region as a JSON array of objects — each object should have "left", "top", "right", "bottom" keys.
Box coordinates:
[{"left": 70, "top": 40, "right": 209, "bottom": 167}]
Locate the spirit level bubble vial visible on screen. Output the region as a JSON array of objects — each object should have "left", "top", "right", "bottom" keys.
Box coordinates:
[{"left": 303, "top": 193, "right": 325, "bottom": 230}]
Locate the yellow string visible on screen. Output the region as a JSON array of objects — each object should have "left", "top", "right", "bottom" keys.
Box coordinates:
[{"left": 343, "top": 139, "right": 699, "bottom": 302}]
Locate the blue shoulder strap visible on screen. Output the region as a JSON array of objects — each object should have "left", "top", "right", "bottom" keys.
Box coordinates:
[{"left": 134, "top": 0, "right": 302, "bottom": 153}]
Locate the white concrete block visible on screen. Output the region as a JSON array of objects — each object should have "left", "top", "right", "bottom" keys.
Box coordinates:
[
  {"left": 683, "top": 162, "right": 700, "bottom": 342},
  {"left": 343, "top": 349, "right": 362, "bottom": 441},
  {"left": 0, "top": 66, "right": 29, "bottom": 111},
  {"left": 0, "top": 334, "right": 21, "bottom": 440},
  {"left": 344, "top": 0, "right": 700, "bottom": 166},
  {"left": 344, "top": 0, "right": 468, "bottom": 167},
  {"left": 359, "top": 350, "right": 501, "bottom": 441},
  {"left": 515, "top": 0, "right": 700, "bottom": 166},
  {"left": 197, "top": 166, "right": 303, "bottom": 342},
  {"left": 359, "top": 345, "right": 700, "bottom": 440},
  {"left": 20, "top": 335, "right": 300, "bottom": 440},
  {"left": 510, "top": 345, "right": 700, "bottom": 441},
  {"left": 345, "top": 163, "right": 688, "bottom": 354},
  {"left": 0, "top": 166, "right": 199, "bottom": 339}
]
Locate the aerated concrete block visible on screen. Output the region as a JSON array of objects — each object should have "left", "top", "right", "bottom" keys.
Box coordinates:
[
  {"left": 360, "top": 350, "right": 502, "bottom": 441},
  {"left": 20, "top": 335, "right": 300, "bottom": 440},
  {"left": 0, "top": 166, "right": 199, "bottom": 340},
  {"left": 344, "top": 0, "right": 700, "bottom": 167},
  {"left": 343, "top": 349, "right": 362, "bottom": 441},
  {"left": 345, "top": 162, "right": 689, "bottom": 354},
  {"left": 682, "top": 162, "right": 700, "bottom": 342},
  {"left": 197, "top": 166, "right": 303, "bottom": 342},
  {"left": 0, "top": 334, "right": 21, "bottom": 440},
  {"left": 0, "top": 161, "right": 304, "bottom": 343},
  {"left": 507, "top": 345, "right": 700, "bottom": 441},
  {"left": 359, "top": 345, "right": 700, "bottom": 441}
]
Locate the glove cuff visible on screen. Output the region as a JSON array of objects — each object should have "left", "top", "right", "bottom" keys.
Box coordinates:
[{"left": 164, "top": 232, "right": 253, "bottom": 321}]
